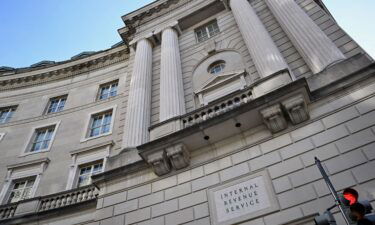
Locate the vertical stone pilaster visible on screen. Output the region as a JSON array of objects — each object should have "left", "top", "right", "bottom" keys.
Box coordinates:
[
  {"left": 122, "top": 39, "right": 153, "bottom": 149},
  {"left": 266, "top": 0, "right": 345, "bottom": 74},
  {"left": 230, "top": 0, "right": 289, "bottom": 78},
  {"left": 159, "top": 27, "right": 186, "bottom": 121}
]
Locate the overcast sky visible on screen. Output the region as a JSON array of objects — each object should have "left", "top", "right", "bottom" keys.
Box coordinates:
[{"left": 0, "top": 0, "right": 374, "bottom": 68}]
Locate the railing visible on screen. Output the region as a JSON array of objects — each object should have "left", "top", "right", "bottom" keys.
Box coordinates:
[
  {"left": 182, "top": 89, "right": 253, "bottom": 128},
  {"left": 0, "top": 203, "right": 17, "bottom": 220},
  {"left": 0, "top": 185, "right": 98, "bottom": 221},
  {"left": 39, "top": 185, "right": 98, "bottom": 212}
]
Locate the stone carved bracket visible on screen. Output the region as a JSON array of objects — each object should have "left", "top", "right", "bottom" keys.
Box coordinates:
[
  {"left": 147, "top": 151, "right": 171, "bottom": 176},
  {"left": 166, "top": 144, "right": 190, "bottom": 170},
  {"left": 143, "top": 143, "right": 190, "bottom": 176},
  {"left": 260, "top": 94, "right": 310, "bottom": 133},
  {"left": 282, "top": 94, "right": 309, "bottom": 125},
  {"left": 260, "top": 104, "right": 287, "bottom": 133}
]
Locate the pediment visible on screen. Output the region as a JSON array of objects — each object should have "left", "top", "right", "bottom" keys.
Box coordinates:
[{"left": 195, "top": 70, "right": 245, "bottom": 94}]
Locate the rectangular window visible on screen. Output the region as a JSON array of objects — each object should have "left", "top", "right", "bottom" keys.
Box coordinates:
[
  {"left": 195, "top": 21, "right": 220, "bottom": 43},
  {"left": 89, "top": 110, "right": 112, "bottom": 137},
  {"left": 77, "top": 161, "right": 103, "bottom": 187},
  {"left": 30, "top": 126, "right": 56, "bottom": 152},
  {"left": 98, "top": 81, "right": 118, "bottom": 100},
  {"left": 46, "top": 95, "right": 67, "bottom": 114},
  {"left": 8, "top": 177, "right": 36, "bottom": 203},
  {"left": 0, "top": 106, "right": 16, "bottom": 124}
]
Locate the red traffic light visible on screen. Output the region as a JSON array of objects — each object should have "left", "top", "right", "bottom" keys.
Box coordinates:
[{"left": 343, "top": 188, "right": 359, "bottom": 205}]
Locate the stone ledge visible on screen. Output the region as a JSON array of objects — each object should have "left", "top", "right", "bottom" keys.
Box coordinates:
[
  {"left": 307, "top": 53, "right": 374, "bottom": 92},
  {"left": 139, "top": 79, "right": 311, "bottom": 176}
]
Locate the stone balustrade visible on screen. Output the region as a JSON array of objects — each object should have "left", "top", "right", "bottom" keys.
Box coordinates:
[
  {"left": 182, "top": 89, "right": 253, "bottom": 128},
  {"left": 0, "top": 203, "right": 17, "bottom": 220},
  {"left": 39, "top": 185, "right": 98, "bottom": 212},
  {"left": 0, "top": 185, "right": 98, "bottom": 222}
]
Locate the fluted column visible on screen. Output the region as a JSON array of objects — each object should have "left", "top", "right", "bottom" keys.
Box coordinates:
[
  {"left": 230, "top": 0, "right": 289, "bottom": 78},
  {"left": 159, "top": 27, "right": 186, "bottom": 121},
  {"left": 265, "top": 0, "right": 345, "bottom": 74},
  {"left": 122, "top": 39, "right": 153, "bottom": 148}
]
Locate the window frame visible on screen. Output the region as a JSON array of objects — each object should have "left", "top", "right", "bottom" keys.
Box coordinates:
[
  {"left": 22, "top": 122, "right": 60, "bottom": 156},
  {"left": 45, "top": 95, "right": 68, "bottom": 114},
  {"left": 208, "top": 61, "right": 226, "bottom": 75},
  {"left": 30, "top": 126, "right": 56, "bottom": 153},
  {"left": 7, "top": 177, "right": 37, "bottom": 204},
  {"left": 195, "top": 20, "right": 220, "bottom": 43},
  {"left": 81, "top": 106, "right": 117, "bottom": 142},
  {"left": 66, "top": 142, "right": 111, "bottom": 190},
  {"left": 89, "top": 111, "right": 113, "bottom": 138},
  {"left": 0, "top": 159, "right": 49, "bottom": 205},
  {"left": 97, "top": 80, "right": 119, "bottom": 101},
  {"left": 0, "top": 106, "right": 17, "bottom": 124},
  {"left": 76, "top": 160, "right": 104, "bottom": 188}
]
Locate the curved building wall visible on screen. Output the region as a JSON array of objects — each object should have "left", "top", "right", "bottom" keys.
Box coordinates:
[
  {"left": 0, "top": 46, "right": 129, "bottom": 197},
  {"left": 0, "top": 0, "right": 374, "bottom": 224}
]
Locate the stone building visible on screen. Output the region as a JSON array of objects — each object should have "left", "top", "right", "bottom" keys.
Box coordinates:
[{"left": 0, "top": 0, "right": 374, "bottom": 224}]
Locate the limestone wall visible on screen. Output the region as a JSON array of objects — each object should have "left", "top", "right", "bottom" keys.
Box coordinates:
[{"left": 91, "top": 78, "right": 375, "bottom": 225}]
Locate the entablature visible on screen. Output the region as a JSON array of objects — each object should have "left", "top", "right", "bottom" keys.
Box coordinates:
[
  {"left": 119, "top": 0, "right": 224, "bottom": 46},
  {"left": 0, "top": 45, "right": 129, "bottom": 92}
]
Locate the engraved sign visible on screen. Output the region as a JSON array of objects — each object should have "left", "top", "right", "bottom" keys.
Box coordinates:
[
  {"left": 208, "top": 172, "right": 279, "bottom": 225},
  {"left": 214, "top": 176, "right": 270, "bottom": 222}
]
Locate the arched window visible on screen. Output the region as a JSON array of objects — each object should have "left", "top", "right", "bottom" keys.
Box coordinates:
[{"left": 208, "top": 61, "right": 226, "bottom": 75}]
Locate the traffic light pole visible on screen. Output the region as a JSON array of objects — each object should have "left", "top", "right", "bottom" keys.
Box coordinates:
[{"left": 315, "top": 157, "right": 351, "bottom": 225}]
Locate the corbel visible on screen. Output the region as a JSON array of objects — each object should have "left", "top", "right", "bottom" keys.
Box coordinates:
[{"left": 260, "top": 104, "right": 287, "bottom": 133}]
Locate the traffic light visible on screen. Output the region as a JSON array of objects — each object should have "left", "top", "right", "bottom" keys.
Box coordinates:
[
  {"left": 339, "top": 188, "right": 375, "bottom": 225},
  {"left": 314, "top": 211, "right": 337, "bottom": 225}
]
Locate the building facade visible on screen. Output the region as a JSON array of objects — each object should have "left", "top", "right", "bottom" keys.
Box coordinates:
[{"left": 0, "top": 0, "right": 374, "bottom": 224}]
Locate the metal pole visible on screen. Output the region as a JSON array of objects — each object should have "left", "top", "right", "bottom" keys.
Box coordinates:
[{"left": 315, "top": 157, "right": 351, "bottom": 225}]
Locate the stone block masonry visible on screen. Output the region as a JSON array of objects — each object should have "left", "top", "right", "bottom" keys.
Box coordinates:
[{"left": 94, "top": 80, "right": 375, "bottom": 225}]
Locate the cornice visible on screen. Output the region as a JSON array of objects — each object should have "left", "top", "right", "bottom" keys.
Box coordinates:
[
  {"left": 119, "top": 0, "right": 193, "bottom": 44},
  {"left": 0, "top": 45, "right": 130, "bottom": 92}
]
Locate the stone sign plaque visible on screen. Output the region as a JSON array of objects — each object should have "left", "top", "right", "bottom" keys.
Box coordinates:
[{"left": 208, "top": 171, "right": 279, "bottom": 225}]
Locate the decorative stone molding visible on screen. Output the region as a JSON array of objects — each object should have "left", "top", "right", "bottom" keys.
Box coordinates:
[
  {"left": 141, "top": 143, "right": 190, "bottom": 176},
  {"left": 120, "top": 0, "right": 192, "bottom": 44},
  {"left": 282, "top": 94, "right": 309, "bottom": 125},
  {"left": 0, "top": 47, "right": 129, "bottom": 92},
  {"left": 147, "top": 151, "right": 171, "bottom": 176},
  {"left": 166, "top": 144, "right": 190, "bottom": 170},
  {"left": 260, "top": 104, "right": 287, "bottom": 133}
]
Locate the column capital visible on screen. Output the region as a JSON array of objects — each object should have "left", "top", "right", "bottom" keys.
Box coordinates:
[
  {"left": 155, "top": 21, "right": 182, "bottom": 37},
  {"left": 129, "top": 34, "right": 155, "bottom": 50},
  {"left": 129, "top": 21, "right": 181, "bottom": 49}
]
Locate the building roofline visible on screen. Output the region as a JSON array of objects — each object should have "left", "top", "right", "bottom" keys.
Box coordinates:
[{"left": 0, "top": 43, "right": 128, "bottom": 77}]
